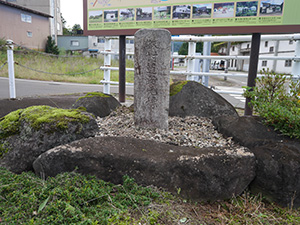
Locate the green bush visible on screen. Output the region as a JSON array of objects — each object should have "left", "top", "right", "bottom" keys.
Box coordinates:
[
  {"left": 244, "top": 69, "right": 300, "bottom": 139},
  {"left": 45, "top": 36, "right": 59, "bottom": 55}
]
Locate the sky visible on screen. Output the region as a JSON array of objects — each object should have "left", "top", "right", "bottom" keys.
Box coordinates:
[{"left": 60, "top": 0, "right": 83, "bottom": 29}]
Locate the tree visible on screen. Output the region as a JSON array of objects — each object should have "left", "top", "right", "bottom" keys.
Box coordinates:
[
  {"left": 61, "top": 15, "right": 71, "bottom": 35},
  {"left": 178, "top": 42, "right": 203, "bottom": 55},
  {"left": 71, "top": 24, "right": 83, "bottom": 35},
  {"left": 45, "top": 36, "right": 59, "bottom": 55}
]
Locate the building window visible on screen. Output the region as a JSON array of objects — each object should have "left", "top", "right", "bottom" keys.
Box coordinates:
[
  {"left": 285, "top": 60, "right": 292, "bottom": 67},
  {"left": 265, "top": 41, "right": 268, "bottom": 47},
  {"left": 289, "top": 40, "right": 294, "bottom": 45},
  {"left": 70, "top": 40, "right": 79, "bottom": 47},
  {"left": 269, "top": 46, "right": 274, "bottom": 52},
  {"left": 247, "top": 44, "right": 250, "bottom": 49},
  {"left": 21, "top": 14, "right": 32, "bottom": 23},
  {"left": 97, "top": 38, "right": 105, "bottom": 43},
  {"left": 126, "top": 40, "right": 134, "bottom": 44},
  {"left": 57, "top": 22, "right": 61, "bottom": 31},
  {"left": 232, "top": 46, "right": 235, "bottom": 51},
  {"left": 27, "top": 31, "right": 33, "bottom": 38},
  {"left": 262, "top": 61, "right": 267, "bottom": 67}
]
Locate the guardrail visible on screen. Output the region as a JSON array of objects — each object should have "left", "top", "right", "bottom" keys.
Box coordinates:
[{"left": 100, "top": 33, "right": 300, "bottom": 96}]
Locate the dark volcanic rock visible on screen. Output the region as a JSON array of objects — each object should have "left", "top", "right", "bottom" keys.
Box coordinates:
[
  {"left": 0, "top": 106, "right": 98, "bottom": 173},
  {"left": 169, "top": 81, "right": 238, "bottom": 119},
  {"left": 72, "top": 92, "right": 121, "bottom": 118},
  {"left": 213, "top": 115, "right": 280, "bottom": 148},
  {"left": 33, "top": 136, "right": 256, "bottom": 202},
  {"left": 249, "top": 142, "right": 300, "bottom": 208},
  {"left": 213, "top": 115, "right": 300, "bottom": 207}
]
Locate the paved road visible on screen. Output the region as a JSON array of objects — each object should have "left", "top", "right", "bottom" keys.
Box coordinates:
[
  {"left": 0, "top": 77, "right": 246, "bottom": 108},
  {"left": 0, "top": 77, "right": 134, "bottom": 99}
]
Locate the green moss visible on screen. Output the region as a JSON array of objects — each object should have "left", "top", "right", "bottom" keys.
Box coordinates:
[
  {"left": 0, "top": 109, "right": 23, "bottom": 139},
  {"left": 170, "top": 81, "right": 188, "bottom": 96},
  {"left": 0, "top": 105, "right": 91, "bottom": 140},
  {"left": 76, "top": 92, "right": 110, "bottom": 102},
  {"left": 0, "top": 142, "right": 10, "bottom": 158}
]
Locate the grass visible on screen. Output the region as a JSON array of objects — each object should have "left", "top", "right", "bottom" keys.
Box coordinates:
[
  {"left": 0, "top": 50, "right": 135, "bottom": 84},
  {"left": 0, "top": 168, "right": 299, "bottom": 224}
]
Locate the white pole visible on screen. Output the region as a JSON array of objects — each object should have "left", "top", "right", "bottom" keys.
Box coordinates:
[
  {"left": 187, "top": 41, "right": 196, "bottom": 81},
  {"left": 103, "top": 38, "right": 112, "bottom": 94},
  {"left": 202, "top": 35, "right": 211, "bottom": 87},
  {"left": 292, "top": 34, "right": 300, "bottom": 82},
  {"left": 6, "top": 39, "right": 16, "bottom": 99}
]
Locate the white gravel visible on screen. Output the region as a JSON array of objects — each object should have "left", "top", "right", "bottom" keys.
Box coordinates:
[{"left": 96, "top": 106, "right": 243, "bottom": 149}]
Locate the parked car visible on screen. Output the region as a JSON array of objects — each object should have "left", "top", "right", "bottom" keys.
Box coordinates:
[{"left": 210, "top": 60, "right": 225, "bottom": 70}]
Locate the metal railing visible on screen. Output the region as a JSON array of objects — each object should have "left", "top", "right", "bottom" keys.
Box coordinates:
[{"left": 100, "top": 33, "right": 300, "bottom": 96}]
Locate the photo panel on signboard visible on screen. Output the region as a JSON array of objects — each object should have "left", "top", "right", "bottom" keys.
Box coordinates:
[
  {"left": 89, "top": 10, "right": 103, "bottom": 23},
  {"left": 136, "top": 7, "right": 153, "bottom": 21},
  {"left": 213, "top": 2, "right": 235, "bottom": 18},
  {"left": 260, "top": 0, "right": 284, "bottom": 16},
  {"left": 172, "top": 5, "right": 191, "bottom": 20},
  {"left": 154, "top": 6, "right": 171, "bottom": 20},
  {"left": 119, "top": 8, "right": 135, "bottom": 22},
  {"left": 104, "top": 9, "right": 118, "bottom": 22},
  {"left": 236, "top": 1, "right": 258, "bottom": 17},
  {"left": 192, "top": 3, "right": 212, "bottom": 19}
]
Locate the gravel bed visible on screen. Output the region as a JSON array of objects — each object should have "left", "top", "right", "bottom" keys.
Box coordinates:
[{"left": 96, "top": 106, "right": 242, "bottom": 149}]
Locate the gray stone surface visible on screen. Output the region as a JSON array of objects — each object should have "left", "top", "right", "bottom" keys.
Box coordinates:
[
  {"left": 0, "top": 106, "right": 98, "bottom": 173},
  {"left": 213, "top": 115, "right": 300, "bottom": 207},
  {"left": 33, "top": 136, "right": 256, "bottom": 202},
  {"left": 72, "top": 93, "right": 121, "bottom": 118},
  {"left": 134, "top": 29, "right": 171, "bottom": 130},
  {"left": 169, "top": 81, "right": 239, "bottom": 119}
]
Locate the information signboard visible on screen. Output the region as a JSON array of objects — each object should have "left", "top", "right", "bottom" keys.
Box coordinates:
[{"left": 83, "top": 0, "right": 300, "bottom": 35}]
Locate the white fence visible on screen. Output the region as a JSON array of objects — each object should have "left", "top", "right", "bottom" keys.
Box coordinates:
[{"left": 100, "top": 33, "right": 300, "bottom": 95}]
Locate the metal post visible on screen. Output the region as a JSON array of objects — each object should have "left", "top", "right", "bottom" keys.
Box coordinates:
[
  {"left": 224, "top": 41, "right": 231, "bottom": 80},
  {"left": 6, "top": 39, "right": 16, "bottom": 99},
  {"left": 103, "top": 38, "right": 111, "bottom": 94},
  {"left": 119, "top": 35, "right": 126, "bottom": 103},
  {"left": 292, "top": 34, "right": 300, "bottom": 81},
  {"left": 187, "top": 41, "right": 196, "bottom": 81},
  {"left": 202, "top": 35, "right": 211, "bottom": 87},
  {"left": 244, "top": 33, "right": 261, "bottom": 116}
]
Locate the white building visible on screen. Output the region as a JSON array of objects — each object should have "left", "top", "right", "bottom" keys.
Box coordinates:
[
  {"left": 88, "top": 36, "right": 135, "bottom": 60},
  {"left": 219, "top": 39, "right": 296, "bottom": 74}
]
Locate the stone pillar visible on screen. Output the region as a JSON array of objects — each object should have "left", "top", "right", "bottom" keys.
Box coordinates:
[{"left": 134, "top": 29, "right": 171, "bottom": 130}]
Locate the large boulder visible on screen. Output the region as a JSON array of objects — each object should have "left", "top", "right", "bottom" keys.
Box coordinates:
[
  {"left": 0, "top": 105, "right": 98, "bottom": 173},
  {"left": 72, "top": 92, "right": 121, "bottom": 118},
  {"left": 169, "top": 81, "right": 239, "bottom": 119},
  {"left": 33, "top": 136, "right": 256, "bottom": 202},
  {"left": 213, "top": 116, "right": 281, "bottom": 148},
  {"left": 214, "top": 115, "right": 300, "bottom": 207}
]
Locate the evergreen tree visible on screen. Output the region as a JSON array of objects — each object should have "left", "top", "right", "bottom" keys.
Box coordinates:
[
  {"left": 178, "top": 42, "right": 203, "bottom": 55},
  {"left": 45, "top": 36, "right": 59, "bottom": 55}
]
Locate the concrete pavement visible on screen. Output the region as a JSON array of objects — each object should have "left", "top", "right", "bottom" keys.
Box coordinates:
[{"left": 0, "top": 76, "right": 246, "bottom": 108}]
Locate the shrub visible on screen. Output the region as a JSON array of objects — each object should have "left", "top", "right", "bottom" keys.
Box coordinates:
[
  {"left": 45, "top": 36, "right": 59, "bottom": 55},
  {"left": 244, "top": 69, "right": 300, "bottom": 139}
]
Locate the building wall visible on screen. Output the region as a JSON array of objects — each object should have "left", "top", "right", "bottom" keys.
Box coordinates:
[
  {"left": 88, "top": 36, "right": 135, "bottom": 59},
  {"left": 0, "top": 4, "right": 50, "bottom": 50},
  {"left": 227, "top": 39, "right": 295, "bottom": 74},
  {"left": 57, "top": 36, "right": 88, "bottom": 51},
  {"left": 4, "top": 0, "right": 62, "bottom": 39}
]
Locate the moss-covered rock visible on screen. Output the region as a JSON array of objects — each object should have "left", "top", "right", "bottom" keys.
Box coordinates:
[
  {"left": 73, "top": 92, "right": 121, "bottom": 118},
  {"left": 0, "top": 105, "right": 98, "bottom": 173},
  {"left": 170, "top": 81, "right": 188, "bottom": 96}
]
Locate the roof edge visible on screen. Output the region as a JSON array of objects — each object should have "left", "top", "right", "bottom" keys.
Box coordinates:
[{"left": 0, "top": 0, "right": 53, "bottom": 18}]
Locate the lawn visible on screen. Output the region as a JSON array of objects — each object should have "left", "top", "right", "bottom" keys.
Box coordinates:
[
  {"left": 1, "top": 168, "right": 300, "bottom": 224},
  {"left": 0, "top": 50, "right": 134, "bottom": 84}
]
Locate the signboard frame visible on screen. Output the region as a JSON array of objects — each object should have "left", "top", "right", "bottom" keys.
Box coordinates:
[{"left": 83, "top": 0, "right": 300, "bottom": 36}]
